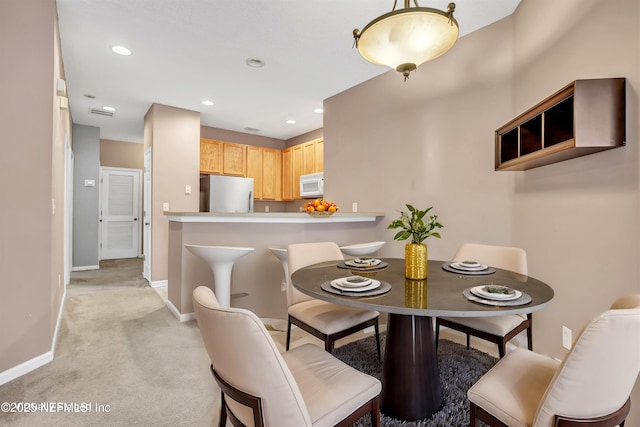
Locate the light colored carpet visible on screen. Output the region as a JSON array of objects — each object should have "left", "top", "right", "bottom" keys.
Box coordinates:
[
  {"left": 0, "top": 259, "right": 218, "bottom": 426},
  {"left": 0, "top": 258, "right": 497, "bottom": 426}
]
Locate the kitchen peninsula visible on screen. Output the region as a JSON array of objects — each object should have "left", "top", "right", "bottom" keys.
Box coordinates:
[{"left": 166, "top": 212, "right": 385, "bottom": 322}]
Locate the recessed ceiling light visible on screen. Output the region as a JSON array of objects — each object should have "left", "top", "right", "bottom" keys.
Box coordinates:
[
  {"left": 111, "top": 46, "right": 132, "bottom": 56},
  {"left": 83, "top": 94, "right": 96, "bottom": 99},
  {"left": 246, "top": 58, "right": 265, "bottom": 68},
  {"left": 243, "top": 127, "right": 260, "bottom": 132},
  {"left": 103, "top": 106, "right": 116, "bottom": 112},
  {"left": 202, "top": 100, "right": 214, "bottom": 106},
  {"left": 314, "top": 108, "right": 324, "bottom": 114},
  {"left": 286, "top": 119, "right": 296, "bottom": 124}
]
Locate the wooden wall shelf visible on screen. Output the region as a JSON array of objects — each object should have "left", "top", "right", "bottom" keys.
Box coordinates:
[{"left": 495, "top": 78, "right": 625, "bottom": 171}]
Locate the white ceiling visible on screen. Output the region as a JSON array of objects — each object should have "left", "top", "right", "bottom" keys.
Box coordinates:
[{"left": 56, "top": 0, "right": 520, "bottom": 143}]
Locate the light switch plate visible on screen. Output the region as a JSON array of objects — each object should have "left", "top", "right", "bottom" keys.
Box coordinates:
[
  {"left": 162, "top": 202, "right": 169, "bottom": 212},
  {"left": 185, "top": 185, "right": 191, "bottom": 195}
]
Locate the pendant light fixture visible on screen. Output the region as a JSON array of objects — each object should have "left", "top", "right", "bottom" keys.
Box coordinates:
[{"left": 353, "top": 1, "right": 459, "bottom": 80}]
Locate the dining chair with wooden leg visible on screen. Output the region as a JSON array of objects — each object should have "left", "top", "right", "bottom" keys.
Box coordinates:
[
  {"left": 193, "top": 286, "right": 382, "bottom": 427},
  {"left": 286, "top": 241, "right": 382, "bottom": 361},
  {"left": 468, "top": 294, "right": 640, "bottom": 427},
  {"left": 435, "top": 243, "right": 531, "bottom": 357}
]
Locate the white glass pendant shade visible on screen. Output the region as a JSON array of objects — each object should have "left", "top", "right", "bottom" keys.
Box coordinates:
[{"left": 356, "top": 6, "right": 458, "bottom": 77}]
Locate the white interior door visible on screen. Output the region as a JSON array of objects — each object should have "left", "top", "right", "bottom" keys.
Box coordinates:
[
  {"left": 143, "top": 148, "right": 152, "bottom": 281},
  {"left": 100, "top": 167, "right": 141, "bottom": 260}
]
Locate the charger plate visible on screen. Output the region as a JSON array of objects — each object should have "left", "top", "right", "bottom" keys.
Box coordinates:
[
  {"left": 321, "top": 280, "right": 391, "bottom": 297},
  {"left": 442, "top": 262, "right": 496, "bottom": 275}
]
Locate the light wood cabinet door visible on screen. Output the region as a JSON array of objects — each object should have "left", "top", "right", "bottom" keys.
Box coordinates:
[
  {"left": 292, "top": 144, "right": 303, "bottom": 200},
  {"left": 281, "top": 148, "right": 293, "bottom": 201},
  {"left": 223, "top": 142, "right": 246, "bottom": 176},
  {"left": 302, "top": 141, "right": 316, "bottom": 175},
  {"left": 262, "top": 148, "right": 280, "bottom": 200},
  {"left": 200, "top": 138, "right": 223, "bottom": 174},
  {"left": 246, "top": 146, "right": 262, "bottom": 199},
  {"left": 314, "top": 139, "right": 324, "bottom": 172}
]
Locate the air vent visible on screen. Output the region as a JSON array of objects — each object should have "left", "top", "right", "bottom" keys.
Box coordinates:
[{"left": 89, "top": 108, "right": 114, "bottom": 117}]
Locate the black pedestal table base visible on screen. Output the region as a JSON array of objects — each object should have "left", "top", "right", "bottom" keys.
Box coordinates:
[{"left": 381, "top": 314, "right": 443, "bottom": 420}]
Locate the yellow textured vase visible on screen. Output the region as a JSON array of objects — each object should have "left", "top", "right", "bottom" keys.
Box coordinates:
[{"left": 405, "top": 243, "right": 428, "bottom": 279}]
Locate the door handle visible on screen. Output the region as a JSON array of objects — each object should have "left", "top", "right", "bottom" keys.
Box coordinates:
[
  {"left": 145, "top": 222, "right": 150, "bottom": 226},
  {"left": 134, "top": 218, "right": 138, "bottom": 221}
]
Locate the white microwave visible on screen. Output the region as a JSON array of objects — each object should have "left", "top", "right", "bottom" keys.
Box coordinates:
[{"left": 300, "top": 172, "right": 324, "bottom": 198}]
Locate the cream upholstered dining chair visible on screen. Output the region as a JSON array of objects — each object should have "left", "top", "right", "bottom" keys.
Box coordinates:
[
  {"left": 468, "top": 294, "right": 640, "bottom": 427},
  {"left": 286, "top": 242, "right": 381, "bottom": 360},
  {"left": 435, "top": 243, "right": 530, "bottom": 357},
  {"left": 193, "top": 286, "right": 381, "bottom": 427}
]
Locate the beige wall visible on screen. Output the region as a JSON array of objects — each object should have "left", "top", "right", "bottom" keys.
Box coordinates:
[
  {"left": 326, "top": 0, "right": 640, "bottom": 422},
  {"left": 510, "top": 0, "right": 640, "bottom": 422},
  {"left": 286, "top": 128, "right": 323, "bottom": 147},
  {"left": 325, "top": 16, "right": 515, "bottom": 260},
  {"left": 200, "top": 125, "right": 285, "bottom": 150},
  {"left": 100, "top": 139, "right": 144, "bottom": 169},
  {"left": 0, "top": 0, "right": 70, "bottom": 375},
  {"left": 145, "top": 104, "right": 200, "bottom": 283}
]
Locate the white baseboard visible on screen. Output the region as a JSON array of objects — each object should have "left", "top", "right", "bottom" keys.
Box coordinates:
[
  {"left": 72, "top": 265, "right": 99, "bottom": 271},
  {"left": 0, "top": 350, "right": 53, "bottom": 386},
  {"left": 150, "top": 279, "right": 168, "bottom": 288},
  {"left": 166, "top": 299, "right": 196, "bottom": 322},
  {"left": 1, "top": 282, "right": 69, "bottom": 385}
]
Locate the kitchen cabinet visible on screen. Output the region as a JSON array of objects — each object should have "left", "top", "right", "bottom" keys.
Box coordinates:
[
  {"left": 246, "top": 146, "right": 262, "bottom": 199},
  {"left": 261, "top": 148, "right": 281, "bottom": 200},
  {"left": 282, "top": 148, "right": 293, "bottom": 201},
  {"left": 223, "top": 142, "right": 247, "bottom": 176},
  {"left": 302, "top": 141, "right": 316, "bottom": 175},
  {"left": 315, "top": 139, "right": 324, "bottom": 172},
  {"left": 302, "top": 138, "right": 324, "bottom": 175},
  {"left": 200, "top": 138, "right": 223, "bottom": 174},
  {"left": 246, "top": 146, "right": 281, "bottom": 200},
  {"left": 495, "top": 78, "right": 625, "bottom": 171},
  {"left": 292, "top": 144, "right": 303, "bottom": 200}
]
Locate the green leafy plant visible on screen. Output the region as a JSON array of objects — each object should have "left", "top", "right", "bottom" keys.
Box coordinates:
[{"left": 388, "top": 204, "right": 443, "bottom": 244}]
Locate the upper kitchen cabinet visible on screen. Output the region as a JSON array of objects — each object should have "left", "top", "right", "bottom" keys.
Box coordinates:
[
  {"left": 282, "top": 138, "right": 324, "bottom": 201},
  {"left": 315, "top": 139, "right": 324, "bottom": 172},
  {"left": 495, "top": 78, "right": 625, "bottom": 171},
  {"left": 246, "top": 146, "right": 262, "bottom": 199},
  {"left": 200, "top": 138, "right": 223, "bottom": 174},
  {"left": 291, "top": 144, "right": 304, "bottom": 200},
  {"left": 246, "top": 146, "right": 281, "bottom": 200},
  {"left": 222, "top": 142, "right": 247, "bottom": 176},
  {"left": 261, "top": 148, "right": 281, "bottom": 200},
  {"left": 200, "top": 138, "right": 246, "bottom": 176},
  {"left": 281, "top": 148, "right": 293, "bottom": 201}
]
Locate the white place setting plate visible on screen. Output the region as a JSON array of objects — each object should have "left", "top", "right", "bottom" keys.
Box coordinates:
[
  {"left": 470, "top": 285, "right": 522, "bottom": 301},
  {"left": 337, "top": 276, "right": 372, "bottom": 288},
  {"left": 345, "top": 257, "right": 382, "bottom": 268},
  {"left": 331, "top": 278, "right": 381, "bottom": 292},
  {"left": 450, "top": 261, "right": 488, "bottom": 271}
]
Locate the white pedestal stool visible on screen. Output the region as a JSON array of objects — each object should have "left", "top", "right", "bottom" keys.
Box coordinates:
[
  {"left": 184, "top": 244, "right": 254, "bottom": 307},
  {"left": 339, "top": 241, "right": 386, "bottom": 257}
]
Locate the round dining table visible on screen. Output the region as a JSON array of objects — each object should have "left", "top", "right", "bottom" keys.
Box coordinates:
[{"left": 290, "top": 258, "right": 554, "bottom": 421}]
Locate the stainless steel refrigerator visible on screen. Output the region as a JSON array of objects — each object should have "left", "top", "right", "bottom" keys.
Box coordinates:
[{"left": 199, "top": 175, "right": 254, "bottom": 213}]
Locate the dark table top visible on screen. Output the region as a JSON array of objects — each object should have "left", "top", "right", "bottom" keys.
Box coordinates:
[{"left": 291, "top": 258, "right": 554, "bottom": 317}]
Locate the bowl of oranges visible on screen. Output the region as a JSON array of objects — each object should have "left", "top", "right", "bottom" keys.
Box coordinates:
[{"left": 304, "top": 199, "right": 338, "bottom": 217}]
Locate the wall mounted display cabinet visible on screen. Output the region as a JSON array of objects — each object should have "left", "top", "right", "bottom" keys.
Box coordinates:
[{"left": 495, "top": 78, "right": 625, "bottom": 171}]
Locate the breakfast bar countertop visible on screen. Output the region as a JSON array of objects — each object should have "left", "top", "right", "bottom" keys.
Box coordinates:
[{"left": 166, "top": 212, "right": 385, "bottom": 224}]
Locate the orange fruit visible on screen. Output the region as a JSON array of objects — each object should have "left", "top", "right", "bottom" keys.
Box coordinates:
[
  {"left": 316, "top": 205, "right": 326, "bottom": 212},
  {"left": 328, "top": 206, "right": 337, "bottom": 213},
  {"left": 306, "top": 206, "right": 315, "bottom": 212}
]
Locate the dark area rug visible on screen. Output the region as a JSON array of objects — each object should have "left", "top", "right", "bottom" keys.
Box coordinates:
[{"left": 333, "top": 334, "right": 496, "bottom": 427}]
